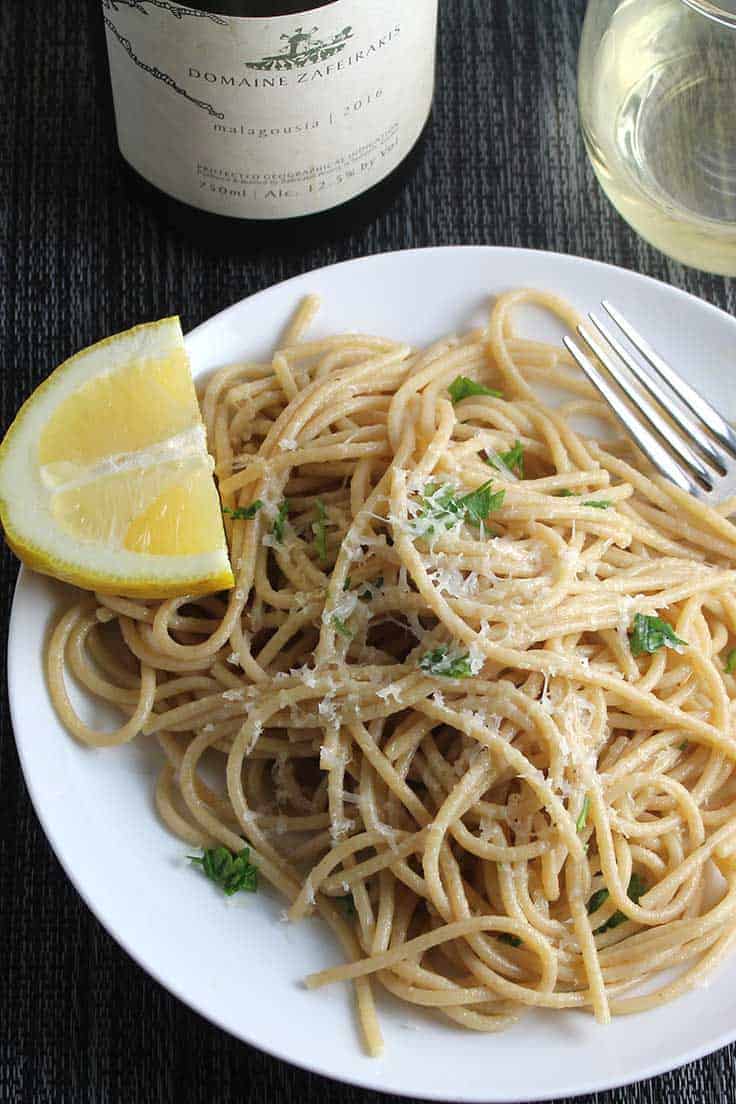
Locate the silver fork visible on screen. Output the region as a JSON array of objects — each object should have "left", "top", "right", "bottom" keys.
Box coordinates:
[{"left": 563, "top": 301, "right": 736, "bottom": 504}]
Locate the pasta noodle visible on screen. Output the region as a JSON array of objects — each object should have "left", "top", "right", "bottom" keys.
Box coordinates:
[{"left": 47, "top": 289, "right": 736, "bottom": 1056}]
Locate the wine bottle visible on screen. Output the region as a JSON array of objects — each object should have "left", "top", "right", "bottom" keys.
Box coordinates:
[{"left": 100, "top": 0, "right": 438, "bottom": 248}]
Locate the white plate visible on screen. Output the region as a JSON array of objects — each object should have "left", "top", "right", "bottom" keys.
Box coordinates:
[{"left": 9, "top": 247, "right": 736, "bottom": 1102}]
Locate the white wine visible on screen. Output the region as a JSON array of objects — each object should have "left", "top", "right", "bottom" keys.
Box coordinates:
[
  {"left": 579, "top": 0, "right": 736, "bottom": 275},
  {"left": 100, "top": 0, "right": 438, "bottom": 244}
]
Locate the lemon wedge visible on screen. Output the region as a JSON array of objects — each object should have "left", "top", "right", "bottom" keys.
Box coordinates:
[{"left": 0, "top": 317, "right": 234, "bottom": 597}]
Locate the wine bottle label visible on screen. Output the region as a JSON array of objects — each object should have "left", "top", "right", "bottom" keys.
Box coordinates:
[{"left": 102, "top": 0, "right": 438, "bottom": 220}]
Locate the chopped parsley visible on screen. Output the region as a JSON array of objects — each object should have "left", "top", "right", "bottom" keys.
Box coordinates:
[
  {"left": 272, "top": 500, "right": 289, "bottom": 543},
  {"left": 188, "top": 846, "right": 258, "bottom": 896},
  {"left": 725, "top": 648, "right": 736, "bottom": 674},
  {"left": 488, "top": 440, "right": 525, "bottom": 478},
  {"left": 626, "top": 872, "right": 647, "bottom": 903},
  {"left": 498, "top": 932, "right": 522, "bottom": 948},
  {"left": 359, "top": 575, "right": 384, "bottom": 600},
  {"left": 332, "top": 615, "right": 353, "bottom": 639},
  {"left": 587, "top": 872, "right": 647, "bottom": 934},
  {"left": 448, "top": 376, "right": 503, "bottom": 404},
  {"left": 344, "top": 575, "right": 384, "bottom": 599},
  {"left": 576, "top": 796, "right": 590, "bottom": 833},
  {"left": 411, "top": 480, "right": 505, "bottom": 538},
  {"left": 555, "top": 491, "right": 611, "bottom": 507},
  {"left": 313, "top": 498, "right": 329, "bottom": 564},
  {"left": 678, "top": 740, "right": 689, "bottom": 752},
  {"left": 336, "top": 893, "right": 356, "bottom": 917},
  {"left": 411, "top": 483, "right": 463, "bottom": 536},
  {"left": 461, "top": 480, "right": 505, "bottom": 525},
  {"left": 223, "top": 500, "right": 262, "bottom": 521},
  {"left": 419, "top": 645, "right": 473, "bottom": 678},
  {"left": 586, "top": 888, "right": 609, "bottom": 916},
  {"left": 629, "top": 613, "right": 687, "bottom": 658}
]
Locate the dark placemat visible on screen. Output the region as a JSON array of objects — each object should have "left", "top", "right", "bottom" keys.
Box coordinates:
[{"left": 2, "top": 1, "right": 736, "bottom": 1101}]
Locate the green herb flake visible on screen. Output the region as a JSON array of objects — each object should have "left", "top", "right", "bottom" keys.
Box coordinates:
[
  {"left": 223, "top": 500, "right": 262, "bottom": 521},
  {"left": 576, "top": 795, "right": 590, "bottom": 833},
  {"left": 498, "top": 932, "right": 522, "bottom": 948},
  {"left": 459, "top": 480, "right": 506, "bottom": 526},
  {"left": 343, "top": 577, "right": 352, "bottom": 592},
  {"left": 557, "top": 489, "right": 575, "bottom": 497},
  {"left": 312, "top": 498, "right": 329, "bottom": 564},
  {"left": 336, "top": 893, "right": 356, "bottom": 917},
  {"left": 359, "top": 575, "right": 384, "bottom": 601},
  {"left": 493, "top": 440, "right": 525, "bottom": 478},
  {"left": 583, "top": 500, "right": 612, "bottom": 509},
  {"left": 411, "top": 481, "right": 502, "bottom": 538},
  {"left": 587, "top": 887, "right": 609, "bottom": 916},
  {"left": 448, "top": 376, "right": 503, "bottom": 404},
  {"left": 588, "top": 873, "right": 647, "bottom": 934},
  {"left": 411, "top": 483, "right": 462, "bottom": 537},
  {"left": 188, "top": 846, "right": 258, "bottom": 896},
  {"left": 629, "top": 613, "right": 687, "bottom": 658},
  {"left": 272, "top": 500, "right": 289, "bottom": 544},
  {"left": 419, "top": 645, "right": 473, "bottom": 679},
  {"left": 332, "top": 615, "right": 353, "bottom": 639},
  {"left": 725, "top": 649, "right": 736, "bottom": 674},
  {"left": 627, "top": 872, "right": 647, "bottom": 902},
  {"left": 678, "top": 740, "right": 689, "bottom": 752}
]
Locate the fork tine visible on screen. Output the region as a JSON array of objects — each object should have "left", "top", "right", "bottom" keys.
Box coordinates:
[
  {"left": 601, "top": 300, "right": 736, "bottom": 458},
  {"left": 563, "top": 336, "right": 704, "bottom": 498},
  {"left": 580, "top": 322, "right": 715, "bottom": 488},
  {"left": 588, "top": 313, "right": 729, "bottom": 475}
]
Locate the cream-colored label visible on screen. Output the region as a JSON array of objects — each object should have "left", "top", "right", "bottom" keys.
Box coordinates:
[{"left": 102, "top": 0, "right": 437, "bottom": 219}]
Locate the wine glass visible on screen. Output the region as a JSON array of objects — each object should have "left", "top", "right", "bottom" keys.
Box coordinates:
[{"left": 578, "top": 0, "right": 736, "bottom": 274}]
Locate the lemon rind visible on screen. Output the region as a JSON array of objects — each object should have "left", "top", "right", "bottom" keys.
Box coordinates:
[{"left": 4, "top": 525, "right": 234, "bottom": 598}]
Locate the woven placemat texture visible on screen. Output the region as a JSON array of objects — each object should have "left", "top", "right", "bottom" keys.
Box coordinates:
[{"left": 1, "top": 0, "right": 735, "bottom": 1100}]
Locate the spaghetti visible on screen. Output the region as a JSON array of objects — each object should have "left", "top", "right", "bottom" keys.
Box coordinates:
[{"left": 47, "top": 289, "right": 736, "bottom": 1055}]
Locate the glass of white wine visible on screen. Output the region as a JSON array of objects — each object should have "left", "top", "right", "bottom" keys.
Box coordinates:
[{"left": 579, "top": 0, "right": 736, "bottom": 274}]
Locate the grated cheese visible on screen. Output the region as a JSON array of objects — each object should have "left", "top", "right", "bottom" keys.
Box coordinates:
[
  {"left": 467, "top": 641, "right": 486, "bottom": 675},
  {"left": 320, "top": 745, "right": 348, "bottom": 771},
  {"left": 322, "top": 592, "right": 358, "bottom": 626},
  {"left": 425, "top": 562, "right": 480, "bottom": 598},
  {"left": 290, "top": 664, "right": 317, "bottom": 687},
  {"left": 222, "top": 688, "right": 244, "bottom": 701},
  {"left": 616, "top": 595, "right": 637, "bottom": 650},
  {"left": 245, "top": 720, "right": 263, "bottom": 755},
  {"left": 330, "top": 817, "right": 355, "bottom": 841},
  {"left": 318, "top": 695, "right": 339, "bottom": 723},
  {"left": 377, "top": 683, "right": 404, "bottom": 703}
]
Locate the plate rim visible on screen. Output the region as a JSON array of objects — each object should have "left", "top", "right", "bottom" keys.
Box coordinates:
[
  {"left": 9, "top": 244, "right": 736, "bottom": 1103},
  {"left": 185, "top": 243, "right": 735, "bottom": 348}
]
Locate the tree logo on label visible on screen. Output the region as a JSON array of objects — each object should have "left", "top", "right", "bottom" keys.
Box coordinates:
[{"left": 244, "top": 26, "right": 354, "bottom": 72}]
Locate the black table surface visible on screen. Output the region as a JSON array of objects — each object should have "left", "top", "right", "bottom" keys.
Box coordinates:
[{"left": 3, "top": 1, "right": 736, "bottom": 1101}]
